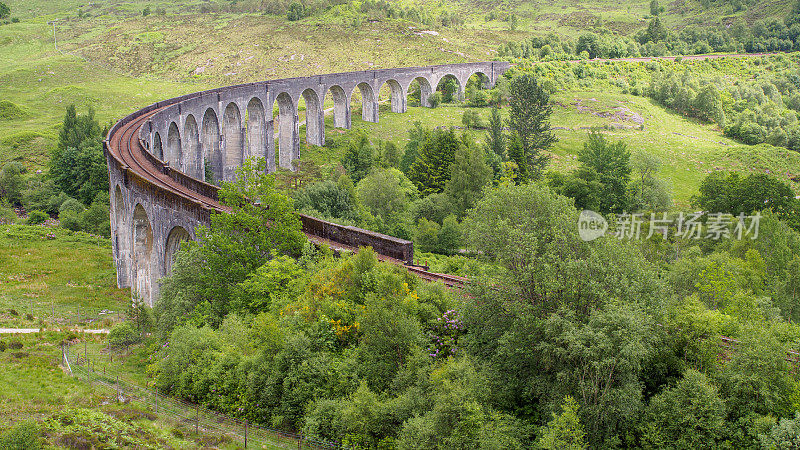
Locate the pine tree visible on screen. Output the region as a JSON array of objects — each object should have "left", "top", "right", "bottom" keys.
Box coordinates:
[
  {"left": 506, "top": 74, "right": 555, "bottom": 181},
  {"left": 407, "top": 128, "right": 459, "bottom": 196}
]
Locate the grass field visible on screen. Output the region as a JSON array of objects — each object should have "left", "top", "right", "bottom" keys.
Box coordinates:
[
  {"left": 0, "top": 331, "right": 252, "bottom": 448},
  {"left": 0, "top": 224, "right": 126, "bottom": 328}
]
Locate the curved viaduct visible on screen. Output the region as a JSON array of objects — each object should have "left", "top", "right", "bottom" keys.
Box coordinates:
[{"left": 106, "top": 61, "right": 510, "bottom": 305}]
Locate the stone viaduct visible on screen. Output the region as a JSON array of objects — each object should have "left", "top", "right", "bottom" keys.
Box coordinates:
[{"left": 105, "top": 61, "right": 511, "bottom": 306}]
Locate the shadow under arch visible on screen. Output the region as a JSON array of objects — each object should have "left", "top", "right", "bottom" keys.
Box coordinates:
[
  {"left": 166, "top": 122, "right": 182, "bottom": 170},
  {"left": 202, "top": 108, "right": 221, "bottom": 184},
  {"left": 245, "top": 97, "right": 269, "bottom": 171},
  {"left": 273, "top": 92, "right": 297, "bottom": 170},
  {"left": 223, "top": 102, "right": 243, "bottom": 181},
  {"left": 184, "top": 115, "right": 201, "bottom": 180}
]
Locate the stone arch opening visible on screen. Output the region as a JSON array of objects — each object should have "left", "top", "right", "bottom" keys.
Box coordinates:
[
  {"left": 407, "top": 76, "right": 433, "bottom": 107},
  {"left": 378, "top": 79, "right": 406, "bottom": 114},
  {"left": 132, "top": 204, "right": 153, "bottom": 304},
  {"left": 246, "top": 98, "right": 268, "bottom": 170},
  {"left": 166, "top": 122, "right": 182, "bottom": 169},
  {"left": 301, "top": 88, "right": 324, "bottom": 147},
  {"left": 273, "top": 92, "right": 297, "bottom": 170},
  {"left": 153, "top": 132, "right": 163, "bottom": 160},
  {"left": 326, "top": 85, "right": 349, "bottom": 129},
  {"left": 202, "top": 108, "right": 222, "bottom": 184},
  {"left": 164, "top": 226, "right": 191, "bottom": 276},
  {"left": 184, "top": 115, "right": 202, "bottom": 180},
  {"left": 223, "top": 102, "right": 243, "bottom": 181},
  {"left": 436, "top": 74, "right": 462, "bottom": 103},
  {"left": 351, "top": 82, "right": 378, "bottom": 123},
  {"left": 465, "top": 72, "right": 491, "bottom": 107}
]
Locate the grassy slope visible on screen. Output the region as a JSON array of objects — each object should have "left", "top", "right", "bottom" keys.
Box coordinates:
[
  {"left": 0, "top": 332, "right": 247, "bottom": 448},
  {"left": 0, "top": 225, "right": 127, "bottom": 328}
]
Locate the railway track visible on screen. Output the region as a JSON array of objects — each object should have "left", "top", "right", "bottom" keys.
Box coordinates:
[{"left": 106, "top": 106, "right": 467, "bottom": 288}]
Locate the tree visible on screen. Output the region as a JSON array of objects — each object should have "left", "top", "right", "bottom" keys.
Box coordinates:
[
  {"left": 0, "top": 162, "right": 26, "bottom": 205},
  {"left": 627, "top": 152, "right": 671, "bottom": 211},
  {"left": 537, "top": 396, "right": 587, "bottom": 450},
  {"left": 640, "top": 370, "right": 728, "bottom": 448},
  {"left": 436, "top": 215, "right": 461, "bottom": 255},
  {"left": 400, "top": 121, "right": 428, "bottom": 174},
  {"left": 506, "top": 74, "right": 556, "bottom": 181},
  {"left": 408, "top": 127, "right": 459, "bottom": 195},
  {"left": 650, "top": 0, "right": 663, "bottom": 16},
  {"left": 356, "top": 168, "right": 417, "bottom": 233},
  {"left": 287, "top": 1, "right": 305, "bottom": 21},
  {"left": 155, "top": 158, "right": 306, "bottom": 331},
  {"left": 485, "top": 106, "right": 506, "bottom": 159},
  {"left": 576, "top": 130, "right": 631, "bottom": 213},
  {"left": 0, "top": 3, "right": 10, "bottom": 20},
  {"left": 445, "top": 139, "right": 491, "bottom": 218},
  {"left": 341, "top": 133, "right": 374, "bottom": 183},
  {"left": 293, "top": 179, "right": 358, "bottom": 222},
  {"left": 50, "top": 105, "right": 108, "bottom": 205},
  {"left": 646, "top": 17, "right": 668, "bottom": 43},
  {"left": 576, "top": 33, "right": 601, "bottom": 59}
]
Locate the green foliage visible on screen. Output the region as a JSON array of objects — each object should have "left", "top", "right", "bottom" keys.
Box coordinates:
[
  {"left": 506, "top": 74, "right": 556, "bottom": 181},
  {"left": 693, "top": 171, "right": 800, "bottom": 231},
  {"left": 461, "top": 109, "right": 484, "bottom": 129},
  {"left": 445, "top": 139, "right": 491, "bottom": 219},
  {"left": 356, "top": 168, "right": 417, "bottom": 234},
  {"left": 627, "top": 152, "right": 671, "bottom": 211},
  {"left": 485, "top": 106, "right": 506, "bottom": 160},
  {"left": 650, "top": 0, "right": 663, "bottom": 16},
  {"left": 0, "top": 2, "right": 9, "bottom": 21},
  {"left": 408, "top": 127, "right": 459, "bottom": 196},
  {"left": 641, "top": 370, "right": 728, "bottom": 448},
  {"left": 341, "top": 133, "right": 374, "bottom": 184},
  {"left": 760, "top": 411, "right": 800, "bottom": 449},
  {"left": 0, "top": 162, "right": 26, "bottom": 205},
  {"left": 427, "top": 91, "right": 442, "bottom": 108},
  {"left": 155, "top": 158, "right": 305, "bottom": 332},
  {"left": 293, "top": 179, "right": 358, "bottom": 222},
  {"left": 287, "top": 2, "right": 306, "bottom": 21},
  {"left": 50, "top": 105, "right": 108, "bottom": 205},
  {"left": 25, "top": 210, "right": 48, "bottom": 225},
  {"left": 537, "top": 396, "right": 586, "bottom": 450},
  {"left": 237, "top": 253, "right": 303, "bottom": 313},
  {"left": 436, "top": 215, "right": 461, "bottom": 255},
  {"left": 415, "top": 217, "right": 440, "bottom": 254},
  {"left": 21, "top": 176, "right": 68, "bottom": 217},
  {"left": 411, "top": 192, "right": 453, "bottom": 225},
  {"left": 0, "top": 420, "right": 40, "bottom": 450},
  {"left": 107, "top": 321, "right": 142, "bottom": 349}
]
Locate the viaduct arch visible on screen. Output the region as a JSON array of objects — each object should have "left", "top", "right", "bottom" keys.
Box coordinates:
[{"left": 106, "top": 62, "right": 509, "bottom": 305}]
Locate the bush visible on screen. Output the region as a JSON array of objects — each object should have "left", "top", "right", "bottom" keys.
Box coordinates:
[
  {"left": 0, "top": 201, "right": 15, "bottom": 224},
  {"left": 0, "top": 162, "right": 26, "bottom": 205},
  {"left": 25, "top": 210, "right": 48, "bottom": 225},
  {"left": 461, "top": 110, "right": 485, "bottom": 129},
  {"left": 0, "top": 341, "right": 6, "bottom": 352},
  {"left": 428, "top": 92, "right": 442, "bottom": 108},
  {"left": 107, "top": 322, "right": 142, "bottom": 349},
  {"left": 0, "top": 420, "right": 40, "bottom": 450},
  {"left": 8, "top": 340, "right": 22, "bottom": 350},
  {"left": 287, "top": 1, "right": 306, "bottom": 21}
]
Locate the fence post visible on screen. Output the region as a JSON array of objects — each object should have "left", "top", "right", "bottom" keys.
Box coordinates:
[
  {"left": 244, "top": 420, "right": 248, "bottom": 448},
  {"left": 195, "top": 404, "right": 199, "bottom": 434},
  {"left": 87, "top": 358, "right": 90, "bottom": 382},
  {"left": 116, "top": 375, "right": 120, "bottom": 402},
  {"left": 154, "top": 391, "right": 158, "bottom": 414}
]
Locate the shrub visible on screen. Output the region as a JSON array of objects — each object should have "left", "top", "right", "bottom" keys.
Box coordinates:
[
  {"left": 428, "top": 92, "right": 442, "bottom": 108},
  {"left": 0, "top": 420, "right": 41, "bottom": 450},
  {"left": 8, "top": 308, "right": 18, "bottom": 316},
  {"left": 8, "top": 340, "right": 22, "bottom": 350},
  {"left": 107, "top": 322, "right": 142, "bottom": 349},
  {"left": 25, "top": 210, "right": 48, "bottom": 225},
  {"left": 0, "top": 341, "right": 6, "bottom": 352}
]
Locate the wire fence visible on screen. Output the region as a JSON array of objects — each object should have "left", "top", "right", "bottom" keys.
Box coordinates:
[
  {"left": 62, "top": 343, "right": 340, "bottom": 449},
  {"left": 2, "top": 298, "right": 120, "bottom": 328}
]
